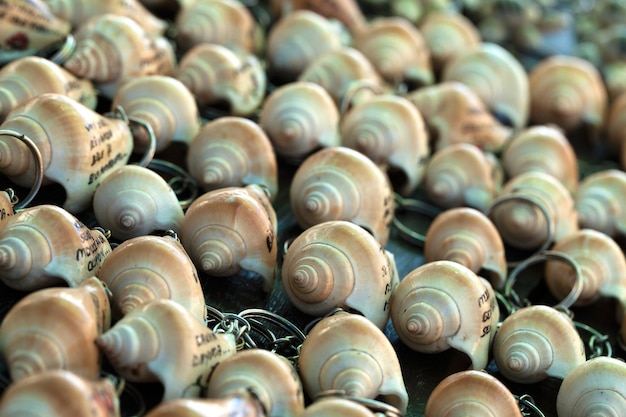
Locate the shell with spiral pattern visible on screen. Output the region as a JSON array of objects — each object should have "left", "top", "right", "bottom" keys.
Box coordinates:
[{"left": 575, "top": 169, "right": 626, "bottom": 238}]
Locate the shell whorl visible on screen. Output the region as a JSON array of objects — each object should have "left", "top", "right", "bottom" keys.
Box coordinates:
[
  {"left": 575, "top": 170, "right": 626, "bottom": 237},
  {"left": 0, "top": 228, "right": 51, "bottom": 288}
]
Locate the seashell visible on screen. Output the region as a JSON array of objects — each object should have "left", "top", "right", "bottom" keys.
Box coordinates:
[
  {"left": 354, "top": 17, "right": 434, "bottom": 88},
  {"left": 424, "top": 207, "right": 507, "bottom": 290},
  {"left": 500, "top": 125, "right": 579, "bottom": 193},
  {"left": 180, "top": 184, "right": 278, "bottom": 292},
  {"left": 298, "top": 310, "right": 409, "bottom": 414},
  {"left": 0, "top": 56, "right": 97, "bottom": 122},
  {"left": 45, "top": 0, "right": 167, "bottom": 36},
  {"left": 557, "top": 356, "right": 626, "bottom": 417},
  {"left": 265, "top": 10, "right": 348, "bottom": 82},
  {"left": 92, "top": 164, "right": 185, "bottom": 241},
  {"left": 111, "top": 75, "right": 201, "bottom": 153},
  {"left": 300, "top": 397, "right": 377, "bottom": 417},
  {"left": 176, "top": 43, "right": 267, "bottom": 116},
  {"left": 185, "top": 117, "right": 278, "bottom": 201},
  {"left": 441, "top": 42, "right": 529, "bottom": 129},
  {"left": 0, "top": 369, "right": 120, "bottom": 417},
  {"left": 418, "top": 11, "right": 481, "bottom": 73},
  {"left": 486, "top": 171, "right": 579, "bottom": 251},
  {"left": 528, "top": 55, "right": 607, "bottom": 134},
  {"left": 282, "top": 220, "right": 399, "bottom": 329},
  {"left": 575, "top": 169, "right": 626, "bottom": 238},
  {"left": 0, "top": 189, "right": 16, "bottom": 230},
  {"left": 424, "top": 370, "right": 523, "bottom": 417},
  {"left": 0, "top": 277, "right": 111, "bottom": 381},
  {"left": 339, "top": 93, "right": 430, "bottom": 196},
  {"left": 0, "top": 93, "right": 133, "bottom": 213},
  {"left": 206, "top": 348, "right": 305, "bottom": 417},
  {"left": 143, "top": 395, "right": 265, "bottom": 417},
  {"left": 96, "top": 299, "right": 237, "bottom": 401},
  {"left": 174, "top": 0, "right": 256, "bottom": 53},
  {"left": 492, "top": 305, "right": 586, "bottom": 383},
  {"left": 606, "top": 90, "right": 626, "bottom": 154},
  {"left": 423, "top": 143, "right": 500, "bottom": 211},
  {"left": 0, "top": 0, "right": 71, "bottom": 64},
  {"left": 289, "top": 146, "right": 395, "bottom": 245},
  {"left": 405, "top": 81, "right": 512, "bottom": 152},
  {"left": 0, "top": 204, "right": 112, "bottom": 291},
  {"left": 544, "top": 228, "right": 626, "bottom": 306},
  {"left": 258, "top": 81, "right": 340, "bottom": 161},
  {"left": 298, "top": 47, "right": 385, "bottom": 108},
  {"left": 97, "top": 233, "right": 206, "bottom": 323},
  {"left": 389, "top": 260, "right": 499, "bottom": 370}
]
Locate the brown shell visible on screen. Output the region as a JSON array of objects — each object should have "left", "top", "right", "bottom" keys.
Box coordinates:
[
  {"left": 575, "top": 169, "right": 626, "bottom": 238},
  {"left": 143, "top": 395, "right": 265, "bottom": 417}
]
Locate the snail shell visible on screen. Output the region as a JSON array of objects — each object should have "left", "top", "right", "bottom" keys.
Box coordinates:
[
  {"left": 143, "top": 395, "right": 265, "bottom": 417},
  {"left": 0, "top": 56, "right": 97, "bottom": 122},
  {"left": 405, "top": 81, "right": 512, "bottom": 153},
  {"left": 492, "top": 305, "right": 586, "bottom": 383},
  {"left": 390, "top": 260, "right": 499, "bottom": 370},
  {"left": 289, "top": 146, "right": 395, "bottom": 245},
  {"left": 176, "top": 43, "right": 267, "bottom": 116},
  {"left": 0, "top": 93, "right": 134, "bottom": 213},
  {"left": 266, "top": 10, "right": 347, "bottom": 82},
  {"left": 606, "top": 90, "right": 626, "bottom": 154},
  {"left": 92, "top": 165, "right": 185, "bottom": 241},
  {"left": 0, "top": 369, "right": 120, "bottom": 417},
  {"left": 111, "top": 75, "right": 201, "bottom": 153},
  {"left": 424, "top": 370, "right": 523, "bottom": 417},
  {"left": 544, "top": 229, "right": 626, "bottom": 306},
  {"left": 180, "top": 184, "right": 278, "bottom": 293},
  {"left": 0, "top": 204, "right": 112, "bottom": 291},
  {"left": 0, "top": 189, "right": 16, "bottom": 229},
  {"left": 487, "top": 171, "right": 579, "bottom": 251},
  {"left": 298, "top": 310, "right": 409, "bottom": 414},
  {"left": 557, "top": 356, "right": 626, "bottom": 417},
  {"left": 339, "top": 94, "right": 430, "bottom": 196},
  {"left": 282, "top": 220, "right": 399, "bottom": 329},
  {"left": 97, "top": 233, "right": 206, "bottom": 323},
  {"left": 423, "top": 143, "right": 500, "bottom": 211},
  {"left": 0, "top": 277, "right": 111, "bottom": 381},
  {"left": 575, "top": 169, "right": 626, "bottom": 238},
  {"left": 424, "top": 207, "right": 507, "bottom": 291},
  {"left": 186, "top": 116, "right": 278, "bottom": 201},
  {"left": 528, "top": 54, "right": 607, "bottom": 133},
  {"left": 206, "top": 349, "right": 304, "bottom": 417},
  {"left": 96, "top": 299, "right": 237, "bottom": 401},
  {"left": 258, "top": 81, "right": 340, "bottom": 161},
  {"left": 300, "top": 397, "right": 377, "bottom": 417},
  {"left": 500, "top": 125, "right": 579, "bottom": 193},
  {"left": 441, "top": 42, "right": 529, "bottom": 129},
  {"left": 354, "top": 16, "right": 434, "bottom": 88}
]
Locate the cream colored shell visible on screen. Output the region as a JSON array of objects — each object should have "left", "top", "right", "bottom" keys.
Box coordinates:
[
  {"left": 575, "top": 169, "right": 626, "bottom": 238},
  {"left": 143, "top": 395, "right": 265, "bottom": 417},
  {"left": 300, "top": 397, "right": 377, "bottom": 417}
]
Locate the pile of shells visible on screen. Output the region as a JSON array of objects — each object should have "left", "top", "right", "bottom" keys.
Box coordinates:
[{"left": 0, "top": 0, "right": 625, "bottom": 416}]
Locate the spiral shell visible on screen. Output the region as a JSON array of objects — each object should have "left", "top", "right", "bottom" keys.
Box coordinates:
[
  {"left": 500, "top": 125, "right": 579, "bottom": 193},
  {"left": 339, "top": 94, "right": 430, "bottom": 196},
  {"left": 111, "top": 75, "right": 201, "bottom": 152},
  {"left": 186, "top": 117, "right": 278, "bottom": 201},
  {"left": 0, "top": 56, "right": 97, "bottom": 122},
  {"left": 528, "top": 55, "right": 607, "bottom": 133},
  {"left": 0, "top": 277, "right": 111, "bottom": 381},
  {"left": 258, "top": 81, "right": 340, "bottom": 161},
  {"left": 300, "top": 397, "right": 377, "bottom": 417},
  {"left": 282, "top": 220, "right": 399, "bottom": 329},
  {"left": 0, "top": 369, "right": 120, "bottom": 417},
  {"left": 492, "top": 305, "right": 586, "bottom": 383},
  {"left": 143, "top": 395, "right": 265, "bottom": 417},
  {"left": 289, "top": 146, "right": 395, "bottom": 245},
  {"left": 557, "top": 356, "right": 626, "bottom": 417},
  {"left": 424, "top": 370, "right": 523, "bottom": 417},
  {"left": 0, "top": 204, "right": 112, "bottom": 291},
  {"left": 0, "top": 189, "right": 16, "bottom": 230},
  {"left": 390, "top": 260, "right": 499, "bottom": 370},
  {"left": 298, "top": 310, "right": 409, "bottom": 414},
  {"left": 575, "top": 170, "right": 626, "bottom": 238},
  {"left": 96, "top": 299, "right": 237, "bottom": 401},
  {"left": 92, "top": 165, "right": 185, "bottom": 241},
  {"left": 266, "top": 10, "right": 347, "bottom": 82},
  {"left": 354, "top": 17, "right": 434, "bottom": 87},
  {"left": 180, "top": 184, "right": 278, "bottom": 292},
  {"left": 206, "top": 349, "right": 304, "bottom": 417},
  {"left": 424, "top": 207, "right": 507, "bottom": 290},
  {"left": 176, "top": 43, "right": 267, "bottom": 116},
  {"left": 423, "top": 143, "right": 500, "bottom": 211},
  {"left": 405, "top": 81, "right": 512, "bottom": 152}
]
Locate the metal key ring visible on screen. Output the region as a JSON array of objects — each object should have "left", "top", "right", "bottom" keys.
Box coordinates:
[
  {"left": 391, "top": 193, "right": 443, "bottom": 246},
  {"left": 0, "top": 129, "right": 44, "bottom": 210},
  {"left": 147, "top": 158, "right": 199, "bottom": 210}
]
